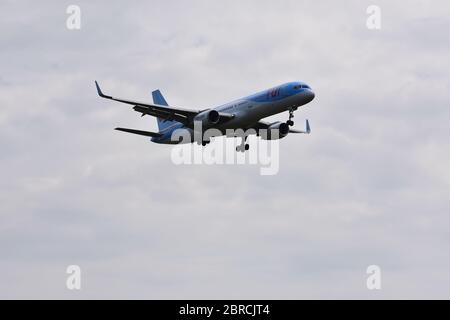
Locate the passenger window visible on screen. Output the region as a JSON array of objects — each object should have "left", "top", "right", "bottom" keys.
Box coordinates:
[{"left": 269, "top": 88, "right": 280, "bottom": 97}]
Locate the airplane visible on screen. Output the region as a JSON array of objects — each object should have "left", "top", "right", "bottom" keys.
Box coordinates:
[{"left": 95, "top": 81, "right": 315, "bottom": 151}]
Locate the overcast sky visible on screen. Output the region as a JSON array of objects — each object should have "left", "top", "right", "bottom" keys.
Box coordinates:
[{"left": 1, "top": 0, "right": 450, "bottom": 299}]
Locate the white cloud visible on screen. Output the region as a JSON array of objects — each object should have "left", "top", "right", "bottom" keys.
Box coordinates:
[{"left": 1, "top": 0, "right": 450, "bottom": 299}]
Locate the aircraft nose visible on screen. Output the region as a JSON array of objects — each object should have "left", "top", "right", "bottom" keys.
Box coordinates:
[{"left": 307, "top": 89, "right": 315, "bottom": 102}]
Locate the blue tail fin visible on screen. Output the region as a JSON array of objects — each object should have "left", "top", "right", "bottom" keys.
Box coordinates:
[{"left": 152, "top": 90, "right": 177, "bottom": 132}]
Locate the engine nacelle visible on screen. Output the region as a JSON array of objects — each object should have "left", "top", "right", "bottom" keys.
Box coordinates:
[
  {"left": 193, "top": 109, "right": 220, "bottom": 128},
  {"left": 260, "top": 122, "right": 290, "bottom": 140}
]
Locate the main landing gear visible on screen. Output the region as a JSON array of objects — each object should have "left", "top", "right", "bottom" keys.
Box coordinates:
[{"left": 236, "top": 135, "right": 249, "bottom": 152}]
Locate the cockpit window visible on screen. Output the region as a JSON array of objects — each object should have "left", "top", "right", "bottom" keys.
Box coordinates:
[{"left": 294, "top": 84, "right": 311, "bottom": 89}]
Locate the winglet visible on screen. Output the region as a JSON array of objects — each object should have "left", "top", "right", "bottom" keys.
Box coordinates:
[
  {"left": 289, "top": 119, "right": 311, "bottom": 134},
  {"left": 95, "top": 80, "right": 112, "bottom": 99}
]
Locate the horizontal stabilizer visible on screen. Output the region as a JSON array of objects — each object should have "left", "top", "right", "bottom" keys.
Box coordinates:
[{"left": 115, "top": 127, "right": 162, "bottom": 138}]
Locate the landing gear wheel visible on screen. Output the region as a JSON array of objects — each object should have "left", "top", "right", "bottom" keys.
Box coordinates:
[
  {"left": 236, "top": 137, "right": 249, "bottom": 152},
  {"left": 287, "top": 108, "right": 295, "bottom": 126}
]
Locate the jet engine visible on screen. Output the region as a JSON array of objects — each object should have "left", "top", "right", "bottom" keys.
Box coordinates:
[
  {"left": 261, "top": 122, "right": 290, "bottom": 140},
  {"left": 194, "top": 110, "right": 220, "bottom": 127},
  {"left": 192, "top": 109, "right": 236, "bottom": 128}
]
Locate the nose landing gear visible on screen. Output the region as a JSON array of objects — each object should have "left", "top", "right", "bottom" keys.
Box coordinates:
[{"left": 287, "top": 108, "right": 296, "bottom": 126}]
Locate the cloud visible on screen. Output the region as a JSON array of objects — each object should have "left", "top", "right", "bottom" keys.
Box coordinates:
[{"left": 1, "top": 0, "right": 450, "bottom": 299}]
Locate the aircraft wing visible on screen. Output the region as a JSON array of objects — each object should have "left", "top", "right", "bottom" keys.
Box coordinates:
[
  {"left": 115, "top": 127, "right": 162, "bottom": 138},
  {"left": 251, "top": 119, "right": 311, "bottom": 134},
  {"left": 95, "top": 81, "right": 201, "bottom": 125},
  {"left": 289, "top": 119, "right": 311, "bottom": 134}
]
